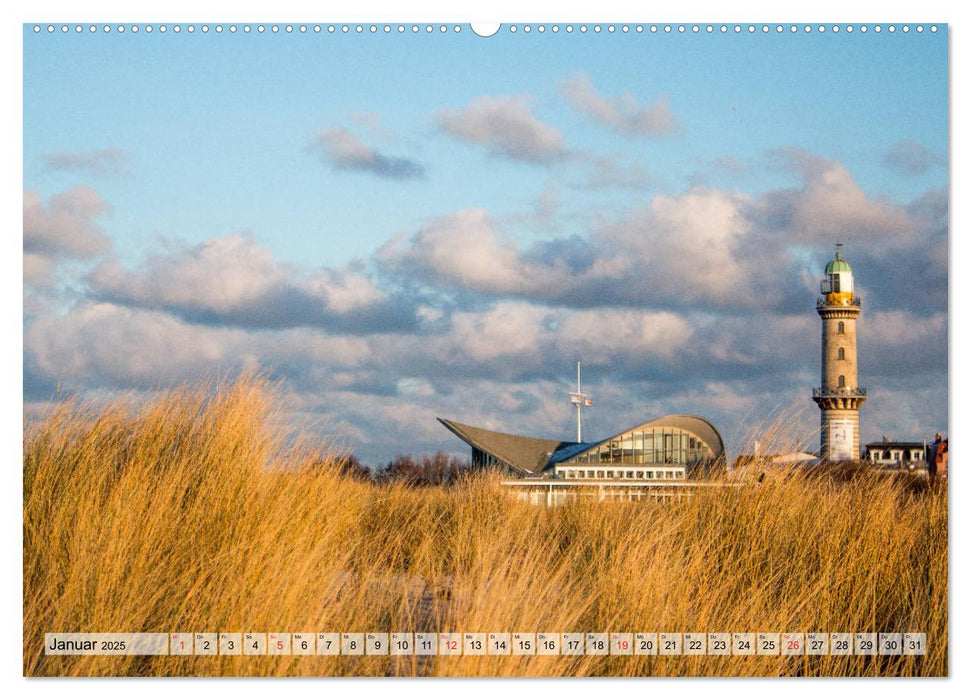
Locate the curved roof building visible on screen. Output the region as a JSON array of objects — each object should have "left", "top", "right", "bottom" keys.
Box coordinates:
[{"left": 439, "top": 414, "right": 725, "bottom": 478}]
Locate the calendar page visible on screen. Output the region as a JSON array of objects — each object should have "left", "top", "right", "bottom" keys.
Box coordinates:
[{"left": 21, "top": 13, "right": 948, "bottom": 681}]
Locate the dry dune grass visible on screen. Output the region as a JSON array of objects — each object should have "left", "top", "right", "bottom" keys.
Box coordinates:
[{"left": 23, "top": 377, "right": 947, "bottom": 677}]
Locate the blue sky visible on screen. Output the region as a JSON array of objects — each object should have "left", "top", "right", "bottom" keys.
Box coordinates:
[{"left": 23, "top": 23, "right": 948, "bottom": 463}]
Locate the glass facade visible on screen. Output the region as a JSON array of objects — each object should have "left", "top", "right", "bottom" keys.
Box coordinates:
[
  {"left": 564, "top": 424, "right": 714, "bottom": 467},
  {"left": 471, "top": 447, "right": 510, "bottom": 471}
]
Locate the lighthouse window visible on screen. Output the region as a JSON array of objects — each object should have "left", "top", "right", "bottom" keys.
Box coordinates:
[
  {"left": 838, "top": 347, "right": 845, "bottom": 360},
  {"left": 829, "top": 273, "right": 841, "bottom": 293},
  {"left": 837, "top": 321, "right": 845, "bottom": 334},
  {"left": 838, "top": 375, "right": 846, "bottom": 388}
]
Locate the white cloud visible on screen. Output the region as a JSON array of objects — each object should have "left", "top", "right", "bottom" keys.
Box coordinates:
[
  {"left": 557, "top": 309, "right": 695, "bottom": 363},
  {"left": 866, "top": 310, "right": 942, "bottom": 345},
  {"left": 23, "top": 252, "right": 57, "bottom": 288},
  {"left": 448, "top": 303, "right": 549, "bottom": 363},
  {"left": 92, "top": 235, "right": 281, "bottom": 312},
  {"left": 25, "top": 301, "right": 374, "bottom": 390},
  {"left": 583, "top": 155, "right": 651, "bottom": 190},
  {"left": 761, "top": 148, "right": 918, "bottom": 243},
  {"left": 377, "top": 208, "right": 539, "bottom": 294},
  {"left": 561, "top": 74, "right": 678, "bottom": 136},
  {"left": 596, "top": 186, "right": 757, "bottom": 305},
  {"left": 26, "top": 303, "right": 248, "bottom": 385},
  {"left": 88, "top": 234, "right": 407, "bottom": 332},
  {"left": 310, "top": 128, "right": 425, "bottom": 179},
  {"left": 23, "top": 187, "right": 111, "bottom": 261},
  {"left": 436, "top": 95, "right": 564, "bottom": 162},
  {"left": 380, "top": 188, "right": 766, "bottom": 310},
  {"left": 882, "top": 140, "right": 943, "bottom": 176},
  {"left": 23, "top": 187, "right": 112, "bottom": 288},
  {"left": 40, "top": 148, "right": 128, "bottom": 177}
]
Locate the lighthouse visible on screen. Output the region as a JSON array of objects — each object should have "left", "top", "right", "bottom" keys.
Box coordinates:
[{"left": 812, "top": 245, "right": 867, "bottom": 461}]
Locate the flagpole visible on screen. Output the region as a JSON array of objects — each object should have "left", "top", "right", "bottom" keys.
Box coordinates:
[
  {"left": 569, "top": 361, "right": 591, "bottom": 443},
  {"left": 577, "top": 361, "right": 582, "bottom": 442}
]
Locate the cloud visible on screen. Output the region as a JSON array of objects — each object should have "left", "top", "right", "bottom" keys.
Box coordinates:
[
  {"left": 556, "top": 308, "right": 695, "bottom": 364},
  {"left": 407, "top": 303, "right": 703, "bottom": 388},
  {"left": 23, "top": 253, "right": 57, "bottom": 288},
  {"left": 310, "top": 128, "right": 425, "bottom": 179},
  {"left": 759, "top": 147, "right": 919, "bottom": 244},
  {"left": 377, "top": 208, "right": 539, "bottom": 295},
  {"left": 882, "top": 140, "right": 944, "bottom": 176},
  {"left": 24, "top": 187, "right": 111, "bottom": 259},
  {"left": 436, "top": 95, "right": 564, "bottom": 162},
  {"left": 23, "top": 296, "right": 698, "bottom": 409},
  {"left": 711, "top": 155, "right": 747, "bottom": 175},
  {"left": 583, "top": 155, "right": 651, "bottom": 190},
  {"left": 378, "top": 189, "right": 772, "bottom": 311},
  {"left": 561, "top": 74, "right": 678, "bottom": 136},
  {"left": 863, "top": 384, "right": 948, "bottom": 445},
  {"left": 23, "top": 187, "right": 112, "bottom": 287},
  {"left": 88, "top": 234, "right": 418, "bottom": 333},
  {"left": 24, "top": 301, "right": 375, "bottom": 393},
  {"left": 25, "top": 303, "right": 252, "bottom": 388},
  {"left": 40, "top": 148, "right": 128, "bottom": 177},
  {"left": 446, "top": 303, "right": 550, "bottom": 365},
  {"left": 863, "top": 310, "right": 948, "bottom": 378},
  {"left": 593, "top": 187, "right": 758, "bottom": 305},
  {"left": 835, "top": 191, "right": 946, "bottom": 319}
]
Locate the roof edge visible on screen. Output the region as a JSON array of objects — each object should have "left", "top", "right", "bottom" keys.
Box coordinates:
[{"left": 437, "top": 418, "right": 539, "bottom": 475}]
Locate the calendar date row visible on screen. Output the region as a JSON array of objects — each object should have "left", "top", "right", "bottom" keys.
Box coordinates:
[{"left": 46, "top": 632, "right": 926, "bottom": 657}]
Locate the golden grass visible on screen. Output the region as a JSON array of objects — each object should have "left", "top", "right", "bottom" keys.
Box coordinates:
[{"left": 23, "top": 377, "right": 947, "bottom": 677}]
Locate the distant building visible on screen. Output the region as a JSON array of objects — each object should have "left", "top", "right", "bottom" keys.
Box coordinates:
[
  {"left": 864, "top": 439, "right": 926, "bottom": 469},
  {"left": 439, "top": 414, "right": 726, "bottom": 505},
  {"left": 865, "top": 434, "right": 948, "bottom": 478}
]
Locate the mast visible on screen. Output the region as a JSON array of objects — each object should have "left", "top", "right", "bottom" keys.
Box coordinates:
[
  {"left": 569, "top": 361, "right": 592, "bottom": 442},
  {"left": 577, "top": 362, "right": 582, "bottom": 442}
]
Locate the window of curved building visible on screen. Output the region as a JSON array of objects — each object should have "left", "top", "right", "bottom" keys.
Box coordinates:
[{"left": 567, "top": 424, "right": 716, "bottom": 466}]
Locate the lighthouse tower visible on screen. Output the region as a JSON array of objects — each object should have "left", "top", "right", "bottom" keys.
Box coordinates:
[{"left": 812, "top": 245, "right": 866, "bottom": 461}]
